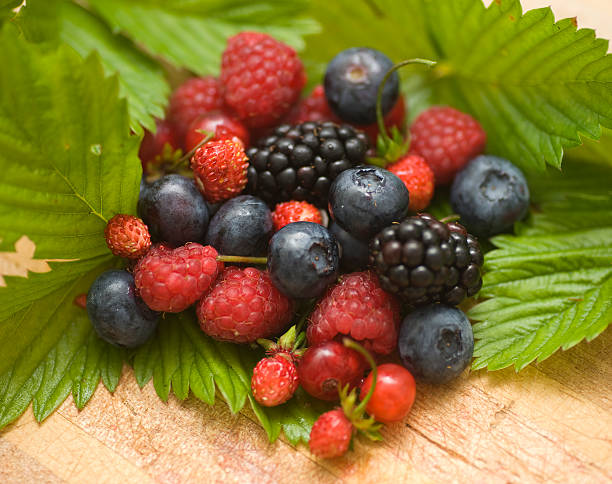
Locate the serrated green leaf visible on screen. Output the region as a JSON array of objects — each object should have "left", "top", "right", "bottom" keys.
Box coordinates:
[
  {"left": 0, "top": 24, "right": 138, "bottom": 428},
  {"left": 469, "top": 161, "right": 612, "bottom": 371},
  {"left": 85, "top": 0, "right": 319, "bottom": 76},
  {"left": 304, "top": 0, "right": 612, "bottom": 173},
  {"left": 15, "top": 0, "right": 169, "bottom": 133},
  {"left": 132, "top": 312, "right": 329, "bottom": 444}
]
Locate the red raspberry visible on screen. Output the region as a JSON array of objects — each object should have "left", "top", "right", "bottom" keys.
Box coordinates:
[
  {"left": 309, "top": 409, "right": 353, "bottom": 459},
  {"left": 307, "top": 271, "right": 400, "bottom": 355},
  {"left": 168, "top": 77, "right": 224, "bottom": 141},
  {"left": 360, "top": 363, "right": 416, "bottom": 424},
  {"left": 357, "top": 95, "right": 406, "bottom": 144},
  {"left": 104, "top": 214, "right": 152, "bottom": 259},
  {"left": 298, "top": 341, "right": 366, "bottom": 401},
  {"left": 190, "top": 139, "right": 249, "bottom": 203},
  {"left": 221, "top": 32, "right": 306, "bottom": 128},
  {"left": 285, "top": 85, "right": 340, "bottom": 124},
  {"left": 251, "top": 354, "right": 298, "bottom": 407},
  {"left": 409, "top": 106, "right": 486, "bottom": 185},
  {"left": 138, "top": 119, "right": 180, "bottom": 172},
  {"left": 184, "top": 110, "right": 250, "bottom": 152},
  {"left": 387, "top": 154, "right": 435, "bottom": 211},
  {"left": 197, "top": 267, "right": 293, "bottom": 343},
  {"left": 134, "top": 243, "right": 222, "bottom": 313},
  {"left": 271, "top": 201, "right": 322, "bottom": 232}
]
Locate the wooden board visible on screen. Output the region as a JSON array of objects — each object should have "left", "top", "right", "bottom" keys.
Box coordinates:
[{"left": 2, "top": 1, "right": 612, "bottom": 482}]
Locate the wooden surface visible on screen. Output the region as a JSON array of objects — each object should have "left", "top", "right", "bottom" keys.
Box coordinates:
[{"left": 2, "top": 1, "right": 612, "bottom": 483}]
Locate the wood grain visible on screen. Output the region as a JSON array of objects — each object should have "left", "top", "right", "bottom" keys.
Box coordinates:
[{"left": 2, "top": 0, "right": 612, "bottom": 482}]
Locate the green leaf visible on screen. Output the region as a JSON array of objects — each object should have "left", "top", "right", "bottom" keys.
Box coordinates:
[
  {"left": 0, "top": 24, "right": 138, "bottom": 427},
  {"left": 304, "top": 0, "right": 612, "bottom": 172},
  {"left": 468, "top": 161, "right": 612, "bottom": 371},
  {"left": 85, "top": 0, "right": 320, "bottom": 75},
  {"left": 15, "top": 0, "right": 169, "bottom": 133},
  {"left": 566, "top": 127, "right": 612, "bottom": 166},
  {"left": 132, "top": 312, "right": 329, "bottom": 444}
]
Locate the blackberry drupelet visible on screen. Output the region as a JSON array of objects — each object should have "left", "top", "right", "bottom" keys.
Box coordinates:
[
  {"left": 369, "top": 214, "right": 483, "bottom": 306},
  {"left": 245, "top": 121, "right": 369, "bottom": 207}
]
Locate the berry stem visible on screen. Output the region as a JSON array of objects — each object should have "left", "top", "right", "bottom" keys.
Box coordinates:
[
  {"left": 440, "top": 214, "right": 461, "bottom": 224},
  {"left": 375, "top": 58, "right": 437, "bottom": 142},
  {"left": 216, "top": 255, "right": 268, "bottom": 265},
  {"left": 171, "top": 131, "right": 214, "bottom": 169},
  {"left": 342, "top": 338, "right": 377, "bottom": 416}
]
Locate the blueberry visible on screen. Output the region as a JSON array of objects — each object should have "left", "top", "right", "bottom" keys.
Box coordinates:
[
  {"left": 138, "top": 174, "right": 209, "bottom": 247},
  {"left": 86, "top": 270, "right": 159, "bottom": 348},
  {"left": 398, "top": 304, "right": 473, "bottom": 384},
  {"left": 205, "top": 195, "right": 273, "bottom": 256},
  {"left": 328, "top": 166, "right": 409, "bottom": 240},
  {"left": 324, "top": 47, "right": 399, "bottom": 125},
  {"left": 450, "top": 155, "right": 530, "bottom": 238},
  {"left": 329, "top": 222, "right": 369, "bottom": 271},
  {"left": 268, "top": 222, "right": 339, "bottom": 298}
]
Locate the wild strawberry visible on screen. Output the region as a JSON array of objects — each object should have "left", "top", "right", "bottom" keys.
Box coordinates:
[
  {"left": 409, "top": 106, "right": 486, "bottom": 185},
  {"left": 104, "top": 214, "right": 152, "bottom": 259},
  {"left": 221, "top": 32, "right": 306, "bottom": 128},
  {"left": 387, "top": 153, "right": 435, "bottom": 211},
  {"left": 271, "top": 201, "right": 322, "bottom": 232},
  {"left": 196, "top": 267, "right": 293, "bottom": 343},
  {"left": 309, "top": 409, "right": 353, "bottom": 458},
  {"left": 133, "top": 243, "right": 222, "bottom": 313},
  {"left": 251, "top": 354, "right": 299, "bottom": 407},
  {"left": 190, "top": 139, "right": 249, "bottom": 203}
]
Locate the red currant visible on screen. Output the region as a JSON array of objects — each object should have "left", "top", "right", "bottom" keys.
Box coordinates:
[
  {"left": 184, "top": 110, "right": 250, "bottom": 152},
  {"left": 138, "top": 119, "right": 179, "bottom": 172},
  {"left": 298, "top": 341, "right": 366, "bottom": 401},
  {"left": 359, "top": 363, "right": 416, "bottom": 423}
]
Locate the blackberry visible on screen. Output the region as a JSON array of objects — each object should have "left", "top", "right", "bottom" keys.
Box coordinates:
[
  {"left": 245, "top": 121, "right": 369, "bottom": 207},
  {"left": 369, "top": 214, "right": 483, "bottom": 306}
]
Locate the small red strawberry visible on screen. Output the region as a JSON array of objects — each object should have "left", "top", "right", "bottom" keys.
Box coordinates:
[
  {"left": 309, "top": 409, "right": 353, "bottom": 458},
  {"left": 409, "top": 106, "right": 486, "bottom": 185},
  {"left": 197, "top": 266, "right": 293, "bottom": 343},
  {"left": 104, "top": 214, "right": 152, "bottom": 259},
  {"left": 190, "top": 139, "right": 249, "bottom": 203},
  {"left": 168, "top": 77, "right": 225, "bottom": 141},
  {"left": 271, "top": 201, "right": 322, "bottom": 232},
  {"left": 221, "top": 32, "right": 306, "bottom": 128},
  {"left": 387, "top": 153, "right": 435, "bottom": 211},
  {"left": 251, "top": 353, "right": 299, "bottom": 407},
  {"left": 184, "top": 110, "right": 250, "bottom": 152}
]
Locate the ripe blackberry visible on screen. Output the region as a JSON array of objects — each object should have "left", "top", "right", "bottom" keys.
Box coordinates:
[
  {"left": 245, "top": 121, "right": 369, "bottom": 207},
  {"left": 369, "top": 214, "right": 483, "bottom": 306}
]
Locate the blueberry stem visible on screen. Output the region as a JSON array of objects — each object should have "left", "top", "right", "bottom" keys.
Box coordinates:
[
  {"left": 342, "top": 338, "right": 377, "bottom": 416},
  {"left": 375, "top": 58, "right": 437, "bottom": 142},
  {"left": 172, "top": 131, "right": 214, "bottom": 168},
  {"left": 216, "top": 255, "right": 268, "bottom": 264}
]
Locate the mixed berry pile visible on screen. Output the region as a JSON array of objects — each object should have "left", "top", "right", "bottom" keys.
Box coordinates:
[{"left": 85, "top": 32, "right": 531, "bottom": 458}]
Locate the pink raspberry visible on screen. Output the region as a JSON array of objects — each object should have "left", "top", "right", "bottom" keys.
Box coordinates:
[
  {"left": 307, "top": 271, "right": 400, "bottom": 355},
  {"left": 133, "top": 243, "right": 223, "bottom": 313}
]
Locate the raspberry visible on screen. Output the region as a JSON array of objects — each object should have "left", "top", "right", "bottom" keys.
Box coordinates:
[
  {"left": 387, "top": 154, "right": 435, "bottom": 211},
  {"left": 104, "top": 214, "right": 152, "bottom": 259},
  {"left": 307, "top": 271, "right": 400, "bottom": 355},
  {"left": 309, "top": 409, "right": 353, "bottom": 459},
  {"left": 184, "top": 111, "right": 250, "bottom": 153},
  {"left": 168, "top": 77, "right": 224, "bottom": 141},
  {"left": 409, "top": 106, "right": 486, "bottom": 185},
  {"left": 285, "top": 85, "right": 340, "bottom": 125},
  {"left": 246, "top": 122, "right": 369, "bottom": 207},
  {"left": 221, "top": 32, "right": 306, "bottom": 128},
  {"left": 369, "top": 214, "right": 483, "bottom": 306},
  {"left": 138, "top": 119, "right": 180, "bottom": 172},
  {"left": 133, "top": 243, "right": 222, "bottom": 313},
  {"left": 271, "top": 201, "right": 322, "bottom": 232},
  {"left": 251, "top": 354, "right": 298, "bottom": 407},
  {"left": 197, "top": 267, "right": 293, "bottom": 343},
  {"left": 191, "top": 139, "right": 249, "bottom": 203}
]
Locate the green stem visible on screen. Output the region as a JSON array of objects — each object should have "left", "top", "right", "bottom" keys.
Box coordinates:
[
  {"left": 375, "top": 58, "right": 437, "bottom": 142},
  {"left": 216, "top": 255, "right": 268, "bottom": 265},
  {"left": 440, "top": 214, "right": 461, "bottom": 224},
  {"left": 343, "top": 338, "right": 377, "bottom": 416},
  {"left": 294, "top": 299, "right": 316, "bottom": 336},
  {"left": 171, "top": 131, "right": 214, "bottom": 169}
]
